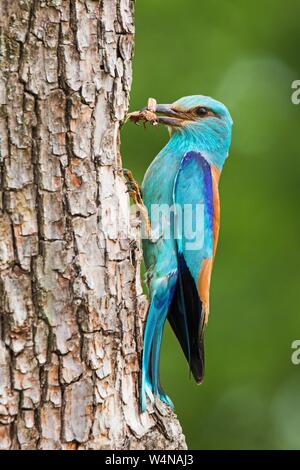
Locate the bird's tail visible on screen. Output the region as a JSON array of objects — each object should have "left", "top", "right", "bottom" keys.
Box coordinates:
[
  {"left": 141, "top": 273, "right": 177, "bottom": 412},
  {"left": 168, "top": 254, "right": 205, "bottom": 384}
]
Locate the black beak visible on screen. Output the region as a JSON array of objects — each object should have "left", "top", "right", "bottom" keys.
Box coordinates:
[{"left": 142, "top": 103, "right": 184, "bottom": 127}]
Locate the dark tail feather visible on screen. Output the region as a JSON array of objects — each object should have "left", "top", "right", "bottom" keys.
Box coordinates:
[
  {"left": 176, "top": 259, "right": 191, "bottom": 368},
  {"left": 167, "top": 254, "right": 205, "bottom": 383}
]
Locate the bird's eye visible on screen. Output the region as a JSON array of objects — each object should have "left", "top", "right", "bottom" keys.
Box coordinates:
[{"left": 196, "top": 107, "right": 208, "bottom": 117}]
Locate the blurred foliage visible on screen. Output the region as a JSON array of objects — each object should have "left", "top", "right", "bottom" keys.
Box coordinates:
[{"left": 121, "top": 0, "right": 300, "bottom": 449}]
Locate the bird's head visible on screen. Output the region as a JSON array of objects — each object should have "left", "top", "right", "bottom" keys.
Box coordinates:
[{"left": 149, "top": 95, "right": 233, "bottom": 168}]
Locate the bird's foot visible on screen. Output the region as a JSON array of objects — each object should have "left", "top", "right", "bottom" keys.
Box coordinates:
[
  {"left": 123, "top": 168, "right": 151, "bottom": 238},
  {"left": 123, "top": 168, "right": 143, "bottom": 204}
]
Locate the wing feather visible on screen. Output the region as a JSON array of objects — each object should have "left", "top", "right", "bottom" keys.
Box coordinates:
[{"left": 167, "top": 151, "right": 214, "bottom": 382}]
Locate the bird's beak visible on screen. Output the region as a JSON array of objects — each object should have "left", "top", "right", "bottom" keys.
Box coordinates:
[{"left": 143, "top": 103, "right": 185, "bottom": 127}]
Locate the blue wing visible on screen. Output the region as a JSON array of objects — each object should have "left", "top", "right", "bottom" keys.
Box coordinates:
[{"left": 168, "top": 151, "right": 214, "bottom": 383}]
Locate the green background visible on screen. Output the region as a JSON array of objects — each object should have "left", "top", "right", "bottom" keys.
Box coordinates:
[{"left": 121, "top": 0, "right": 300, "bottom": 449}]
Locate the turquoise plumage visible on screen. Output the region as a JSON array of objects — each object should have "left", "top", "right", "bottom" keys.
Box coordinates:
[{"left": 139, "top": 95, "right": 233, "bottom": 411}]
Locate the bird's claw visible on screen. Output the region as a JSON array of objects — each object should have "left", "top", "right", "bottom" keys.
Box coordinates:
[
  {"left": 123, "top": 168, "right": 144, "bottom": 206},
  {"left": 123, "top": 168, "right": 142, "bottom": 202},
  {"left": 123, "top": 168, "right": 151, "bottom": 238}
]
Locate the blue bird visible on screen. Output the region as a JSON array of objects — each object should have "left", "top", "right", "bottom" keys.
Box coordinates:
[{"left": 127, "top": 95, "right": 233, "bottom": 411}]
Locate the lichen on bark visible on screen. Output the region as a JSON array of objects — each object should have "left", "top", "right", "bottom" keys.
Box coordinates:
[{"left": 0, "top": 0, "right": 187, "bottom": 450}]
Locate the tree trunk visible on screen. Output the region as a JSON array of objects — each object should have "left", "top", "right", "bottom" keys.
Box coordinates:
[{"left": 0, "top": 0, "right": 187, "bottom": 450}]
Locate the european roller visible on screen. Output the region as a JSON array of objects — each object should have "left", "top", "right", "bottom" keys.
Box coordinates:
[{"left": 126, "top": 95, "right": 233, "bottom": 412}]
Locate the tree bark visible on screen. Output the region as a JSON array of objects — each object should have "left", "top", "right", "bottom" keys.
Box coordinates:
[{"left": 0, "top": 0, "right": 187, "bottom": 450}]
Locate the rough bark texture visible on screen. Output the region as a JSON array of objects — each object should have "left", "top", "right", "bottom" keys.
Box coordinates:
[{"left": 0, "top": 0, "right": 187, "bottom": 450}]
